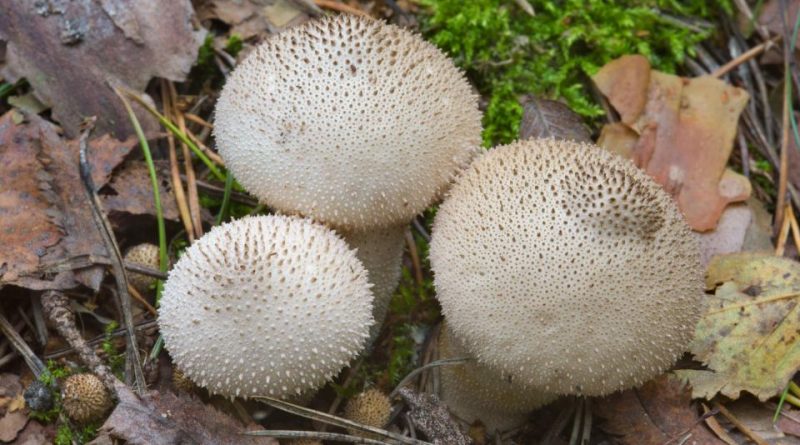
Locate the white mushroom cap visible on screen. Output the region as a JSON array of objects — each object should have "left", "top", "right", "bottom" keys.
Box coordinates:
[
  {"left": 158, "top": 214, "right": 374, "bottom": 399},
  {"left": 430, "top": 138, "right": 702, "bottom": 396},
  {"left": 214, "top": 14, "right": 482, "bottom": 230},
  {"left": 438, "top": 324, "right": 557, "bottom": 432},
  {"left": 341, "top": 225, "right": 406, "bottom": 345}
]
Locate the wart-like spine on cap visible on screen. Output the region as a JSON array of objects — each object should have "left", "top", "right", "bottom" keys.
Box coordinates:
[
  {"left": 214, "top": 14, "right": 482, "bottom": 230},
  {"left": 430, "top": 138, "right": 703, "bottom": 397},
  {"left": 158, "top": 214, "right": 374, "bottom": 399}
]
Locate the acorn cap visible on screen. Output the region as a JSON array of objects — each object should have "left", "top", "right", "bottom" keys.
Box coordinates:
[
  {"left": 62, "top": 373, "right": 113, "bottom": 423},
  {"left": 158, "top": 214, "right": 374, "bottom": 399},
  {"left": 430, "top": 138, "right": 702, "bottom": 396},
  {"left": 214, "top": 14, "right": 482, "bottom": 230}
]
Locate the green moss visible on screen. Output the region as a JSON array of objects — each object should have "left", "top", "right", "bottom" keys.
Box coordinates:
[
  {"left": 102, "top": 321, "right": 125, "bottom": 378},
  {"left": 419, "top": 0, "right": 731, "bottom": 146}
]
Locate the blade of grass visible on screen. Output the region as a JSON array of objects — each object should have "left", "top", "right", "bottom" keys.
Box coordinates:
[
  {"left": 216, "top": 171, "right": 235, "bottom": 225},
  {"left": 119, "top": 88, "right": 225, "bottom": 181}
]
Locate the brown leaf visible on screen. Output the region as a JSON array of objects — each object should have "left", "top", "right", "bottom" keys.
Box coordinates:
[
  {"left": 596, "top": 122, "right": 639, "bottom": 159},
  {"left": 519, "top": 98, "right": 591, "bottom": 143},
  {"left": 8, "top": 418, "right": 54, "bottom": 445},
  {"left": 0, "top": 113, "right": 62, "bottom": 284},
  {"left": 94, "top": 385, "right": 277, "bottom": 445},
  {"left": 101, "top": 160, "right": 181, "bottom": 222},
  {"left": 592, "top": 54, "right": 651, "bottom": 125},
  {"left": 0, "top": 412, "right": 28, "bottom": 443},
  {"left": 594, "top": 56, "right": 751, "bottom": 232},
  {"left": 0, "top": 112, "right": 136, "bottom": 291},
  {"left": 698, "top": 204, "right": 753, "bottom": 268},
  {"left": 0, "top": 0, "right": 205, "bottom": 138},
  {"left": 598, "top": 375, "right": 724, "bottom": 445},
  {"left": 777, "top": 407, "right": 800, "bottom": 438},
  {"left": 197, "top": 0, "right": 309, "bottom": 39}
]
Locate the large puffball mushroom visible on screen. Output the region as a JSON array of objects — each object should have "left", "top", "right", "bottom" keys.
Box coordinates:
[
  {"left": 341, "top": 225, "right": 406, "bottom": 344},
  {"left": 437, "top": 324, "right": 557, "bottom": 432},
  {"left": 158, "top": 214, "right": 374, "bottom": 399},
  {"left": 214, "top": 14, "right": 482, "bottom": 230},
  {"left": 430, "top": 138, "right": 702, "bottom": 396}
]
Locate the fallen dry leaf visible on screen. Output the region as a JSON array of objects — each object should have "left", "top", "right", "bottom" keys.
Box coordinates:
[
  {"left": 0, "top": 0, "right": 205, "bottom": 138},
  {"left": 698, "top": 204, "right": 753, "bottom": 268},
  {"left": 7, "top": 418, "right": 54, "bottom": 445},
  {"left": 94, "top": 385, "right": 277, "bottom": 445},
  {"left": 101, "top": 160, "right": 181, "bottom": 222},
  {"left": 778, "top": 408, "right": 800, "bottom": 438},
  {"left": 519, "top": 98, "right": 591, "bottom": 143},
  {"left": 596, "top": 122, "right": 639, "bottom": 159},
  {"left": 677, "top": 253, "right": 800, "bottom": 401},
  {"left": 593, "top": 57, "right": 751, "bottom": 232},
  {"left": 0, "top": 412, "right": 28, "bottom": 443},
  {"left": 721, "top": 399, "right": 799, "bottom": 444},
  {"left": 197, "top": 0, "right": 309, "bottom": 39},
  {"left": 598, "top": 374, "right": 724, "bottom": 445},
  {"left": 0, "top": 112, "right": 136, "bottom": 291}
]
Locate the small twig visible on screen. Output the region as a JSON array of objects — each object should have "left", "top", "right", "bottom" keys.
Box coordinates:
[
  {"left": 412, "top": 217, "right": 430, "bottom": 242},
  {"left": 700, "top": 403, "right": 737, "bottom": 445},
  {"left": 39, "top": 254, "right": 167, "bottom": 280},
  {"left": 313, "top": 0, "right": 371, "bottom": 17},
  {"left": 127, "top": 284, "right": 157, "bottom": 317},
  {"left": 322, "top": 359, "right": 363, "bottom": 432},
  {"left": 169, "top": 82, "right": 204, "bottom": 239},
  {"left": 161, "top": 80, "right": 196, "bottom": 242},
  {"left": 245, "top": 430, "right": 388, "bottom": 444},
  {"left": 0, "top": 310, "right": 45, "bottom": 377},
  {"left": 184, "top": 113, "right": 213, "bottom": 129},
  {"left": 711, "top": 36, "right": 781, "bottom": 78},
  {"left": 43, "top": 320, "right": 158, "bottom": 360},
  {"left": 77, "top": 118, "right": 146, "bottom": 394},
  {"left": 185, "top": 129, "right": 225, "bottom": 167},
  {"left": 713, "top": 401, "right": 769, "bottom": 445},
  {"left": 255, "top": 395, "right": 432, "bottom": 445}
]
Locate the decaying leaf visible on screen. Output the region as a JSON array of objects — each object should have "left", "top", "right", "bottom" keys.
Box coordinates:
[
  {"left": 0, "top": 112, "right": 136, "bottom": 291},
  {"left": 196, "top": 0, "right": 309, "bottom": 39},
  {"left": 0, "top": 113, "right": 62, "bottom": 284},
  {"left": 598, "top": 374, "right": 724, "bottom": 445},
  {"left": 519, "top": 98, "right": 591, "bottom": 143},
  {"left": 698, "top": 204, "right": 753, "bottom": 268},
  {"left": 593, "top": 56, "right": 751, "bottom": 232},
  {"left": 0, "top": 374, "right": 28, "bottom": 443},
  {"left": 0, "top": 0, "right": 205, "bottom": 138},
  {"left": 101, "top": 160, "right": 181, "bottom": 222},
  {"left": 677, "top": 253, "right": 800, "bottom": 401},
  {"left": 93, "top": 386, "right": 277, "bottom": 445}
]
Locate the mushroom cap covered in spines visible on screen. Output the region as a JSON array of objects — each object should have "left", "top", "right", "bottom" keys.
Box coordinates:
[
  {"left": 430, "top": 138, "right": 702, "bottom": 396},
  {"left": 158, "top": 214, "right": 374, "bottom": 399},
  {"left": 437, "top": 325, "right": 557, "bottom": 432},
  {"left": 214, "top": 14, "right": 482, "bottom": 230},
  {"left": 343, "top": 388, "right": 391, "bottom": 438},
  {"left": 124, "top": 243, "right": 160, "bottom": 292},
  {"left": 341, "top": 225, "right": 406, "bottom": 345},
  {"left": 62, "top": 373, "right": 113, "bottom": 423}
]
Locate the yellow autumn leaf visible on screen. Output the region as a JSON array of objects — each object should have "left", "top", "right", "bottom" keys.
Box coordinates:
[{"left": 677, "top": 252, "right": 800, "bottom": 401}]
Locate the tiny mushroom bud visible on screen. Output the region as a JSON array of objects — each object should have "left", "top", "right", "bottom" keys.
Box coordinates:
[
  {"left": 437, "top": 324, "right": 556, "bottom": 432},
  {"left": 343, "top": 388, "right": 392, "bottom": 439},
  {"left": 214, "top": 14, "right": 482, "bottom": 230},
  {"left": 158, "top": 215, "right": 374, "bottom": 399},
  {"left": 341, "top": 225, "right": 406, "bottom": 345},
  {"left": 62, "top": 373, "right": 113, "bottom": 423},
  {"left": 430, "top": 138, "right": 702, "bottom": 396},
  {"left": 124, "top": 243, "right": 160, "bottom": 292}
]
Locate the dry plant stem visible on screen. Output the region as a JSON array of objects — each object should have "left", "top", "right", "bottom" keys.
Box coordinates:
[
  {"left": 184, "top": 113, "right": 213, "bottom": 129},
  {"left": 161, "top": 81, "right": 195, "bottom": 242},
  {"left": 775, "top": 203, "right": 800, "bottom": 256},
  {"left": 78, "top": 121, "right": 146, "bottom": 394},
  {"left": 185, "top": 128, "right": 225, "bottom": 167},
  {"left": 44, "top": 319, "right": 158, "bottom": 360},
  {"left": 405, "top": 230, "right": 424, "bottom": 287},
  {"left": 711, "top": 36, "right": 781, "bottom": 78},
  {"left": 0, "top": 310, "right": 45, "bottom": 377},
  {"left": 126, "top": 284, "right": 157, "bottom": 316},
  {"left": 390, "top": 358, "right": 469, "bottom": 399},
  {"left": 776, "top": 4, "right": 793, "bottom": 233},
  {"left": 313, "top": 0, "right": 370, "bottom": 16},
  {"left": 169, "top": 81, "right": 204, "bottom": 239},
  {"left": 40, "top": 290, "right": 117, "bottom": 389},
  {"left": 256, "top": 395, "right": 431, "bottom": 445},
  {"left": 701, "top": 403, "right": 738, "bottom": 445},
  {"left": 712, "top": 401, "right": 768, "bottom": 445}
]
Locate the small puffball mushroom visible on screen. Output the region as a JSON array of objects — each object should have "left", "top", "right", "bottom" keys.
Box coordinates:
[
  {"left": 430, "top": 138, "right": 702, "bottom": 396},
  {"left": 438, "top": 324, "right": 557, "bottom": 432},
  {"left": 172, "top": 367, "right": 197, "bottom": 393},
  {"left": 124, "top": 243, "right": 160, "bottom": 292},
  {"left": 62, "top": 373, "right": 113, "bottom": 423},
  {"left": 343, "top": 388, "right": 391, "bottom": 439},
  {"left": 341, "top": 225, "right": 406, "bottom": 345},
  {"left": 158, "top": 215, "right": 374, "bottom": 399},
  {"left": 214, "top": 14, "right": 482, "bottom": 230}
]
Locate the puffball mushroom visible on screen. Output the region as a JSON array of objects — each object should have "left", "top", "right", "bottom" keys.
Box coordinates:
[
  {"left": 158, "top": 214, "right": 374, "bottom": 399},
  {"left": 343, "top": 388, "right": 392, "bottom": 439},
  {"left": 62, "top": 373, "right": 113, "bottom": 423},
  {"left": 437, "top": 324, "right": 556, "bottom": 432},
  {"left": 341, "top": 225, "right": 406, "bottom": 344},
  {"left": 124, "top": 243, "right": 159, "bottom": 292},
  {"left": 430, "top": 138, "right": 702, "bottom": 396},
  {"left": 214, "top": 14, "right": 482, "bottom": 230}
]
